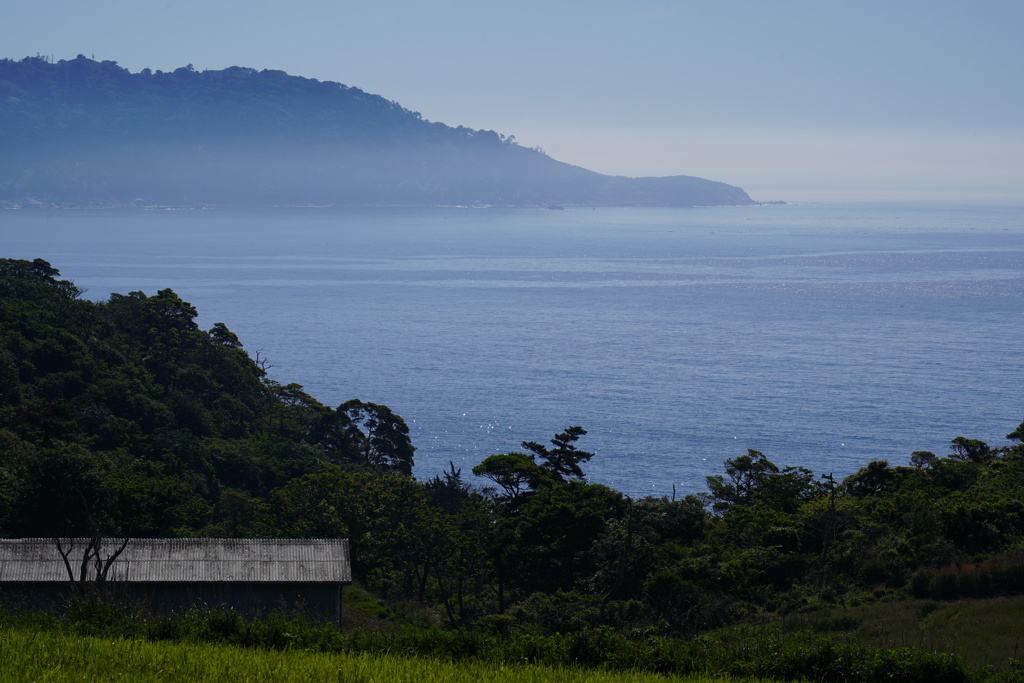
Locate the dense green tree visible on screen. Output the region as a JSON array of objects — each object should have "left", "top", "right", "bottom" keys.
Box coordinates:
[
  {"left": 705, "top": 449, "right": 779, "bottom": 512},
  {"left": 844, "top": 460, "right": 898, "bottom": 497},
  {"left": 949, "top": 436, "right": 992, "bottom": 463},
  {"left": 7, "top": 441, "right": 110, "bottom": 536},
  {"left": 500, "top": 480, "right": 626, "bottom": 596},
  {"left": 337, "top": 399, "right": 416, "bottom": 476},
  {"left": 471, "top": 452, "right": 543, "bottom": 499},
  {"left": 425, "top": 461, "right": 474, "bottom": 514},
  {"left": 910, "top": 450, "right": 937, "bottom": 468},
  {"left": 522, "top": 425, "right": 593, "bottom": 481},
  {"left": 1006, "top": 420, "right": 1024, "bottom": 445},
  {"left": 473, "top": 426, "right": 593, "bottom": 499},
  {"left": 308, "top": 399, "right": 415, "bottom": 475}
]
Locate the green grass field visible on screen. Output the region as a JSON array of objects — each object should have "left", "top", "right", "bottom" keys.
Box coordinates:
[
  {"left": 780, "top": 596, "right": 1024, "bottom": 672},
  {"left": 5, "top": 593, "right": 1022, "bottom": 682},
  {"left": 0, "top": 627, "right": 780, "bottom": 683}
]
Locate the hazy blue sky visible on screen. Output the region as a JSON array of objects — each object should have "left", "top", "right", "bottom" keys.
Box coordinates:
[{"left": 5, "top": 0, "right": 1022, "bottom": 201}]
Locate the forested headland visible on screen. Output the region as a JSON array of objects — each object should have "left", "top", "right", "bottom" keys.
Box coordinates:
[
  {"left": 3, "top": 257, "right": 1024, "bottom": 679},
  {"left": 0, "top": 55, "right": 754, "bottom": 208}
]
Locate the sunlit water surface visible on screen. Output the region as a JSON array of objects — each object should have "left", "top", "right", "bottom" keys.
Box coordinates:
[{"left": 3, "top": 202, "right": 1023, "bottom": 497}]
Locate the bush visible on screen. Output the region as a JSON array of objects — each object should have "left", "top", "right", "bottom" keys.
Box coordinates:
[
  {"left": 0, "top": 604, "right": 980, "bottom": 683},
  {"left": 908, "top": 553, "right": 1024, "bottom": 600}
]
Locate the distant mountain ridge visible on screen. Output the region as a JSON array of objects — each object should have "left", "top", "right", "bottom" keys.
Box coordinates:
[{"left": 0, "top": 55, "right": 755, "bottom": 208}]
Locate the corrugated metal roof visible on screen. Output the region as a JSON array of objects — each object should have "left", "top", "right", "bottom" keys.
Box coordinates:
[{"left": 0, "top": 538, "right": 350, "bottom": 584}]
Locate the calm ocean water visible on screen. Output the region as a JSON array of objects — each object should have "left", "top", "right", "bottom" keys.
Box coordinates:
[{"left": 3, "top": 202, "right": 1023, "bottom": 497}]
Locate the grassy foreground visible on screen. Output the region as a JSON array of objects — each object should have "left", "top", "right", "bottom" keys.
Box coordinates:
[
  {"left": 782, "top": 596, "right": 1024, "bottom": 672},
  {"left": 0, "top": 627, "right": 778, "bottom": 683}
]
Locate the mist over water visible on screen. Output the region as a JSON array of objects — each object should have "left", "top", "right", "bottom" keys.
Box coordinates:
[{"left": 4, "top": 202, "right": 1023, "bottom": 497}]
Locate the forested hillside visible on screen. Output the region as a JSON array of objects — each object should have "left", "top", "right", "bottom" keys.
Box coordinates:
[
  {"left": 2, "top": 257, "right": 1023, "bottom": 636},
  {"left": 0, "top": 56, "right": 754, "bottom": 208}
]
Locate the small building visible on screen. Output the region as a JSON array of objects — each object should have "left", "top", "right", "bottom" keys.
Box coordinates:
[{"left": 0, "top": 537, "right": 351, "bottom": 625}]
